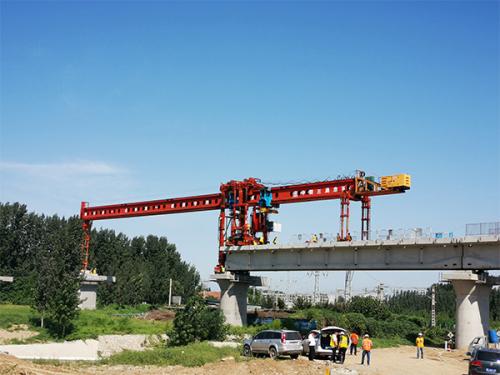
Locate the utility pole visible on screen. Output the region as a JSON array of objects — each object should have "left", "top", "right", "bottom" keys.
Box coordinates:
[
  {"left": 313, "top": 271, "right": 320, "bottom": 305},
  {"left": 376, "top": 283, "right": 385, "bottom": 301},
  {"left": 168, "top": 278, "right": 172, "bottom": 307},
  {"left": 344, "top": 271, "right": 353, "bottom": 301},
  {"left": 431, "top": 284, "right": 436, "bottom": 327}
]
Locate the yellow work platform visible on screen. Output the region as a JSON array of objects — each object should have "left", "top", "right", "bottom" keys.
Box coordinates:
[{"left": 380, "top": 174, "right": 411, "bottom": 189}]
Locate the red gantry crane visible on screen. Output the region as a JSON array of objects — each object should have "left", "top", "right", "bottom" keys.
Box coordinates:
[{"left": 80, "top": 171, "right": 411, "bottom": 273}]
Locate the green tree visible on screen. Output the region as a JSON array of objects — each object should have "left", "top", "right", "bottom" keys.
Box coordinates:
[
  {"left": 248, "top": 287, "right": 263, "bottom": 305},
  {"left": 348, "top": 296, "right": 390, "bottom": 320},
  {"left": 261, "top": 295, "right": 274, "bottom": 309},
  {"left": 170, "top": 295, "right": 227, "bottom": 346},
  {"left": 277, "top": 297, "right": 286, "bottom": 310},
  {"left": 42, "top": 216, "right": 82, "bottom": 337},
  {"left": 293, "top": 296, "right": 312, "bottom": 310}
]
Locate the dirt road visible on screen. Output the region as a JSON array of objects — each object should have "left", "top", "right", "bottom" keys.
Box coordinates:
[{"left": 0, "top": 346, "right": 468, "bottom": 375}]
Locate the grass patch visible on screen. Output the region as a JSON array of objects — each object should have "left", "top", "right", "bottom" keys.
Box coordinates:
[
  {"left": 0, "top": 304, "right": 171, "bottom": 342},
  {"left": 0, "top": 304, "right": 33, "bottom": 328},
  {"left": 372, "top": 336, "right": 413, "bottom": 348},
  {"left": 103, "top": 341, "right": 241, "bottom": 367},
  {"left": 66, "top": 307, "right": 171, "bottom": 340}
]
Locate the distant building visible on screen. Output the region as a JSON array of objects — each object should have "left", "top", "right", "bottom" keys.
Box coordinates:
[{"left": 201, "top": 290, "right": 221, "bottom": 301}]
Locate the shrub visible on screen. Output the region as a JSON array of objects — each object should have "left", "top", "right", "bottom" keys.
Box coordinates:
[
  {"left": 348, "top": 296, "right": 390, "bottom": 320},
  {"left": 343, "top": 313, "right": 367, "bottom": 334},
  {"left": 169, "top": 295, "right": 227, "bottom": 346}
]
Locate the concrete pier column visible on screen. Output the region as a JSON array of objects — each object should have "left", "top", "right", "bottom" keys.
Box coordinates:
[
  {"left": 443, "top": 271, "right": 499, "bottom": 349},
  {"left": 79, "top": 281, "right": 99, "bottom": 310},
  {"left": 79, "top": 273, "right": 115, "bottom": 310},
  {"left": 217, "top": 278, "right": 250, "bottom": 326},
  {"left": 211, "top": 272, "right": 267, "bottom": 326}
]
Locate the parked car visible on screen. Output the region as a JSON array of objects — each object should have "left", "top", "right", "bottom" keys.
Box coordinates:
[
  {"left": 468, "top": 336, "right": 488, "bottom": 357},
  {"left": 468, "top": 348, "right": 500, "bottom": 375},
  {"left": 302, "top": 326, "right": 348, "bottom": 361},
  {"left": 243, "top": 330, "right": 303, "bottom": 359}
]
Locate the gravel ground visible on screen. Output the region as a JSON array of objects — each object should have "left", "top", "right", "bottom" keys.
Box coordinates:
[{"left": 0, "top": 346, "right": 468, "bottom": 375}]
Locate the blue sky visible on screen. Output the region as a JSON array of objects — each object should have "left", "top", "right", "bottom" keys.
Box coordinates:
[{"left": 1, "top": 1, "right": 498, "bottom": 293}]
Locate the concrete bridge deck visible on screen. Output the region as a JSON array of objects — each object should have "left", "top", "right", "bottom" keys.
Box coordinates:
[{"left": 223, "top": 235, "right": 500, "bottom": 271}]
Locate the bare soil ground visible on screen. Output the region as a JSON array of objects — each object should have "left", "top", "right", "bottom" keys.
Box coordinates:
[
  {"left": 0, "top": 325, "right": 38, "bottom": 345},
  {"left": 142, "top": 310, "right": 175, "bottom": 321},
  {"left": 0, "top": 346, "right": 469, "bottom": 375}
]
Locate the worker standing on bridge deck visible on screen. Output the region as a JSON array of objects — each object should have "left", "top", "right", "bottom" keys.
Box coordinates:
[
  {"left": 416, "top": 333, "right": 424, "bottom": 359},
  {"left": 361, "top": 334, "right": 373, "bottom": 366}
]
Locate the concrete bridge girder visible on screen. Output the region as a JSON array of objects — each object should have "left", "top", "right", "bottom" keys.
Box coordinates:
[
  {"left": 223, "top": 236, "right": 500, "bottom": 271},
  {"left": 216, "top": 237, "right": 499, "bottom": 346}
]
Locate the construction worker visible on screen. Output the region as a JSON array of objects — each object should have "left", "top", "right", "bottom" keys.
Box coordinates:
[
  {"left": 416, "top": 332, "right": 424, "bottom": 359},
  {"left": 338, "top": 332, "right": 349, "bottom": 364},
  {"left": 350, "top": 331, "right": 359, "bottom": 355},
  {"left": 311, "top": 234, "right": 318, "bottom": 243},
  {"left": 259, "top": 235, "right": 265, "bottom": 245},
  {"left": 361, "top": 334, "right": 373, "bottom": 366},
  {"left": 307, "top": 331, "right": 317, "bottom": 361},
  {"left": 330, "top": 333, "right": 338, "bottom": 362}
]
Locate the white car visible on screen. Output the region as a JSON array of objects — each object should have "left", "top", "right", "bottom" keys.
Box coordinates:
[
  {"left": 467, "top": 336, "right": 487, "bottom": 357},
  {"left": 302, "top": 326, "right": 348, "bottom": 360}
]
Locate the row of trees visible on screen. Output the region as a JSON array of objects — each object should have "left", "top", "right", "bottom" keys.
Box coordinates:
[
  {"left": 249, "top": 283, "right": 500, "bottom": 326},
  {"left": 0, "top": 202, "right": 201, "bottom": 335}
]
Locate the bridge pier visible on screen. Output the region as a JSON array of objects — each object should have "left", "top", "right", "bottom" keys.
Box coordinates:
[
  {"left": 211, "top": 272, "right": 267, "bottom": 326},
  {"left": 79, "top": 272, "right": 115, "bottom": 310},
  {"left": 442, "top": 271, "right": 500, "bottom": 349}
]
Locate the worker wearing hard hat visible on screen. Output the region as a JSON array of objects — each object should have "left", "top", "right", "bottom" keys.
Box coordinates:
[
  {"left": 416, "top": 333, "right": 424, "bottom": 359},
  {"left": 338, "top": 332, "right": 349, "bottom": 364},
  {"left": 350, "top": 331, "right": 359, "bottom": 355},
  {"left": 307, "top": 331, "right": 317, "bottom": 361},
  {"left": 330, "top": 333, "right": 338, "bottom": 362},
  {"left": 361, "top": 334, "right": 373, "bottom": 365}
]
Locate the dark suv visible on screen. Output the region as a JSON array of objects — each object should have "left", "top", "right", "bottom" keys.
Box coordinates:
[
  {"left": 243, "top": 330, "right": 303, "bottom": 359},
  {"left": 469, "top": 348, "right": 500, "bottom": 375}
]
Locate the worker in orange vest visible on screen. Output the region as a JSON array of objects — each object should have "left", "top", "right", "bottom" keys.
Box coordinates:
[
  {"left": 361, "top": 334, "right": 373, "bottom": 366},
  {"left": 350, "top": 331, "right": 359, "bottom": 355},
  {"left": 416, "top": 333, "right": 424, "bottom": 359}
]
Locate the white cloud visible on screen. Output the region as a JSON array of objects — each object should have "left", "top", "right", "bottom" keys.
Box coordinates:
[
  {"left": 0, "top": 160, "right": 134, "bottom": 217},
  {"left": 0, "top": 160, "right": 126, "bottom": 178}
]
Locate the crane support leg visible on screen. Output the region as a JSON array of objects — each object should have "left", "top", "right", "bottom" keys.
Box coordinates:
[
  {"left": 339, "top": 193, "right": 351, "bottom": 241},
  {"left": 361, "top": 196, "right": 371, "bottom": 240},
  {"left": 82, "top": 220, "right": 91, "bottom": 271},
  {"left": 216, "top": 210, "right": 226, "bottom": 272}
]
